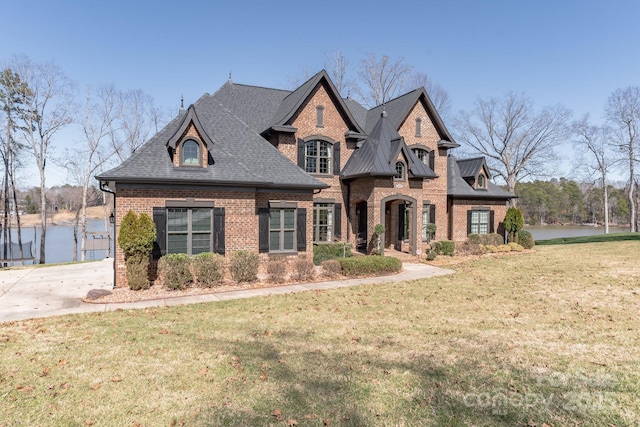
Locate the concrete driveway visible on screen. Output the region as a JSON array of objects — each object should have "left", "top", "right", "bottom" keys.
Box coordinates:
[{"left": 0, "top": 258, "right": 114, "bottom": 323}]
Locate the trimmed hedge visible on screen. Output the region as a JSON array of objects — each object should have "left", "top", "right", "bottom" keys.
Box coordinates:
[
  {"left": 229, "top": 250, "right": 259, "bottom": 282},
  {"left": 192, "top": 252, "right": 225, "bottom": 287},
  {"left": 518, "top": 230, "right": 535, "bottom": 249},
  {"left": 338, "top": 256, "right": 402, "bottom": 277},
  {"left": 158, "top": 253, "right": 192, "bottom": 290},
  {"left": 313, "top": 243, "right": 352, "bottom": 265},
  {"left": 468, "top": 233, "right": 503, "bottom": 246},
  {"left": 434, "top": 240, "right": 455, "bottom": 256}
]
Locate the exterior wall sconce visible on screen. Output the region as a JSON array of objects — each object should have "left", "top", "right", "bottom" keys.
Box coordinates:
[{"left": 109, "top": 211, "right": 115, "bottom": 224}]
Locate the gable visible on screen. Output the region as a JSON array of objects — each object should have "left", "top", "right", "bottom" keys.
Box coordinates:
[
  {"left": 398, "top": 99, "right": 441, "bottom": 149},
  {"left": 290, "top": 82, "right": 352, "bottom": 142}
]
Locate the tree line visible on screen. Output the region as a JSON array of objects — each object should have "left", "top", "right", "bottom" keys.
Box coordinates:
[{"left": 0, "top": 55, "right": 168, "bottom": 264}]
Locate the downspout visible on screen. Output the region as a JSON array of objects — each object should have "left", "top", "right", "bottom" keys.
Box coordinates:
[{"left": 99, "top": 181, "right": 116, "bottom": 289}]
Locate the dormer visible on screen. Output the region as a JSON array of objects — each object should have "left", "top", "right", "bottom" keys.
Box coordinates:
[
  {"left": 166, "top": 105, "right": 214, "bottom": 168},
  {"left": 457, "top": 157, "right": 490, "bottom": 190}
]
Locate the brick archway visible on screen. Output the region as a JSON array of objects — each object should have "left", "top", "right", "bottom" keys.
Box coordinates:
[{"left": 379, "top": 195, "right": 418, "bottom": 256}]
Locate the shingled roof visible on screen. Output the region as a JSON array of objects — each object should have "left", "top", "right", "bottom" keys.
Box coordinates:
[
  {"left": 456, "top": 157, "right": 489, "bottom": 179},
  {"left": 341, "top": 111, "right": 436, "bottom": 179},
  {"left": 447, "top": 156, "right": 514, "bottom": 199},
  {"left": 97, "top": 95, "right": 328, "bottom": 190}
]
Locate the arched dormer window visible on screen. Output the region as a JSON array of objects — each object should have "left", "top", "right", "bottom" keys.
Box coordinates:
[
  {"left": 477, "top": 173, "right": 486, "bottom": 189},
  {"left": 305, "top": 139, "right": 332, "bottom": 174},
  {"left": 394, "top": 161, "right": 406, "bottom": 181},
  {"left": 415, "top": 118, "right": 422, "bottom": 137},
  {"left": 181, "top": 139, "right": 201, "bottom": 166}
]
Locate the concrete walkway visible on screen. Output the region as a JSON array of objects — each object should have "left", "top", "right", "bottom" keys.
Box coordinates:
[{"left": 0, "top": 258, "right": 455, "bottom": 323}]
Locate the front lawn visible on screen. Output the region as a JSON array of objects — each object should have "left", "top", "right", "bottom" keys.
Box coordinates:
[{"left": 1, "top": 242, "right": 639, "bottom": 426}]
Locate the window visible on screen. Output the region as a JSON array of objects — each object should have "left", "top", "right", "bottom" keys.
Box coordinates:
[
  {"left": 316, "top": 105, "right": 324, "bottom": 127},
  {"left": 414, "top": 148, "right": 428, "bottom": 165},
  {"left": 415, "top": 118, "right": 422, "bottom": 137},
  {"left": 167, "top": 207, "right": 212, "bottom": 254},
  {"left": 394, "top": 161, "right": 405, "bottom": 181},
  {"left": 313, "top": 203, "right": 333, "bottom": 243},
  {"left": 477, "top": 173, "right": 486, "bottom": 188},
  {"left": 470, "top": 210, "right": 490, "bottom": 234},
  {"left": 269, "top": 208, "right": 296, "bottom": 252},
  {"left": 305, "top": 140, "right": 332, "bottom": 174},
  {"left": 181, "top": 139, "right": 200, "bottom": 166},
  {"left": 422, "top": 203, "right": 434, "bottom": 242}
]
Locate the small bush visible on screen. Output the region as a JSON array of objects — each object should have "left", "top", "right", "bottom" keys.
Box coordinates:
[
  {"left": 313, "top": 243, "right": 352, "bottom": 265},
  {"left": 292, "top": 258, "right": 315, "bottom": 282},
  {"left": 481, "top": 244, "right": 497, "bottom": 253},
  {"left": 425, "top": 249, "right": 437, "bottom": 261},
  {"left": 468, "top": 233, "right": 503, "bottom": 246},
  {"left": 518, "top": 230, "right": 535, "bottom": 249},
  {"left": 321, "top": 259, "right": 342, "bottom": 277},
  {"left": 126, "top": 253, "right": 149, "bottom": 291},
  {"left": 434, "top": 240, "right": 455, "bottom": 256},
  {"left": 230, "top": 250, "right": 259, "bottom": 283},
  {"left": 456, "top": 241, "right": 483, "bottom": 256},
  {"left": 338, "top": 256, "right": 402, "bottom": 277},
  {"left": 158, "top": 253, "right": 193, "bottom": 290},
  {"left": 266, "top": 257, "right": 288, "bottom": 284},
  {"left": 192, "top": 252, "right": 225, "bottom": 287},
  {"left": 495, "top": 244, "right": 512, "bottom": 253},
  {"left": 508, "top": 242, "right": 524, "bottom": 252}
]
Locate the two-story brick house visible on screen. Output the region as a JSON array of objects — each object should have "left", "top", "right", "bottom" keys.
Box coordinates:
[{"left": 97, "top": 70, "right": 513, "bottom": 287}]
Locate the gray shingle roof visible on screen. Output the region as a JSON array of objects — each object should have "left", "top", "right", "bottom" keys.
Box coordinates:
[
  {"left": 97, "top": 95, "right": 328, "bottom": 190},
  {"left": 447, "top": 157, "right": 514, "bottom": 199},
  {"left": 456, "top": 157, "right": 488, "bottom": 179},
  {"left": 341, "top": 112, "right": 436, "bottom": 179}
]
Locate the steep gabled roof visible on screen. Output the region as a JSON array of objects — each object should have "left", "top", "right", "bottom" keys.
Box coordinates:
[
  {"left": 365, "top": 88, "right": 459, "bottom": 148},
  {"left": 341, "top": 112, "right": 436, "bottom": 180},
  {"left": 97, "top": 94, "right": 328, "bottom": 190},
  {"left": 447, "top": 156, "right": 514, "bottom": 199},
  {"left": 456, "top": 157, "right": 489, "bottom": 179},
  {"left": 266, "top": 70, "right": 365, "bottom": 135},
  {"left": 166, "top": 105, "right": 214, "bottom": 153}
]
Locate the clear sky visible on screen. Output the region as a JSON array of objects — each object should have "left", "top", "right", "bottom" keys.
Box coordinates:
[{"left": 2, "top": 0, "right": 640, "bottom": 187}]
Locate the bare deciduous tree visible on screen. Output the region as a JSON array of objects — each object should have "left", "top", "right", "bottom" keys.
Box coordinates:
[
  {"left": 455, "top": 92, "right": 571, "bottom": 199},
  {"left": 323, "top": 49, "right": 355, "bottom": 98},
  {"left": 605, "top": 86, "right": 640, "bottom": 232},
  {"left": 12, "top": 56, "right": 74, "bottom": 264},
  {"left": 112, "top": 89, "right": 161, "bottom": 161},
  {"left": 572, "top": 115, "right": 616, "bottom": 233},
  {"left": 410, "top": 72, "right": 451, "bottom": 120},
  {"left": 357, "top": 54, "right": 413, "bottom": 108}
]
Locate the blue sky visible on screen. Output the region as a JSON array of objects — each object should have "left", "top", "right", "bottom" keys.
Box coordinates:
[{"left": 2, "top": 0, "right": 640, "bottom": 186}]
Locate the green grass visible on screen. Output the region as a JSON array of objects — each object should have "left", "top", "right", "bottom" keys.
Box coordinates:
[
  {"left": 1, "top": 242, "right": 639, "bottom": 426},
  {"left": 535, "top": 231, "right": 640, "bottom": 245}
]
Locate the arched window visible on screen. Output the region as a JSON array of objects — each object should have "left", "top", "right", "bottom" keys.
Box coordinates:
[
  {"left": 477, "top": 173, "right": 486, "bottom": 188},
  {"left": 181, "top": 139, "right": 201, "bottom": 166},
  {"left": 394, "top": 161, "right": 405, "bottom": 181},
  {"left": 305, "top": 140, "right": 332, "bottom": 174}
]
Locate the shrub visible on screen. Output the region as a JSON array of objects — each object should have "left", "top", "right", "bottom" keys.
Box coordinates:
[
  {"left": 481, "top": 244, "right": 497, "bottom": 253},
  {"left": 292, "top": 258, "right": 315, "bottom": 282},
  {"left": 518, "top": 230, "right": 535, "bottom": 249},
  {"left": 321, "top": 259, "right": 342, "bottom": 277},
  {"left": 456, "top": 241, "right": 483, "bottom": 256},
  {"left": 192, "top": 252, "right": 225, "bottom": 287},
  {"left": 496, "top": 244, "right": 512, "bottom": 253},
  {"left": 371, "top": 224, "right": 385, "bottom": 255},
  {"left": 468, "top": 233, "right": 503, "bottom": 246},
  {"left": 425, "top": 249, "right": 437, "bottom": 261},
  {"left": 508, "top": 242, "right": 524, "bottom": 252},
  {"left": 313, "top": 243, "right": 352, "bottom": 265},
  {"left": 504, "top": 207, "right": 525, "bottom": 243},
  {"left": 338, "top": 256, "right": 402, "bottom": 277},
  {"left": 126, "top": 253, "right": 149, "bottom": 291},
  {"left": 266, "top": 257, "right": 288, "bottom": 284},
  {"left": 158, "top": 253, "right": 193, "bottom": 290},
  {"left": 117, "top": 210, "right": 157, "bottom": 290},
  {"left": 425, "top": 223, "right": 436, "bottom": 242},
  {"left": 434, "top": 240, "right": 455, "bottom": 256},
  {"left": 230, "top": 250, "right": 259, "bottom": 283}
]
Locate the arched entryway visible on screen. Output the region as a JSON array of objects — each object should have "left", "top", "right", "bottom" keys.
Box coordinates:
[{"left": 379, "top": 195, "right": 418, "bottom": 256}]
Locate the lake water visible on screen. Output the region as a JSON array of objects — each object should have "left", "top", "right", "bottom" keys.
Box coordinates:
[
  {"left": 525, "top": 225, "right": 631, "bottom": 241},
  {"left": 4, "top": 219, "right": 112, "bottom": 264}
]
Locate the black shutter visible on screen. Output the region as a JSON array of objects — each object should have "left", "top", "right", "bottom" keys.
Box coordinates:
[
  {"left": 213, "top": 207, "right": 225, "bottom": 255},
  {"left": 297, "top": 208, "right": 307, "bottom": 252},
  {"left": 429, "top": 204, "right": 436, "bottom": 225},
  {"left": 297, "top": 139, "right": 305, "bottom": 168},
  {"left": 333, "top": 142, "right": 341, "bottom": 175},
  {"left": 258, "top": 207, "right": 269, "bottom": 253},
  {"left": 467, "top": 210, "right": 473, "bottom": 235},
  {"left": 398, "top": 204, "right": 405, "bottom": 240},
  {"left": 489, "top": 210, "right": 495, "bottom": 233},
  {"left": 334, "top": 203, "right": 342, "bottom": 239},
  {"left": 428, "top": 150, "right": 435, "bottom": 171},
  {"left": 153, "top": 207, "right": 166, "bottom": 259}
]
